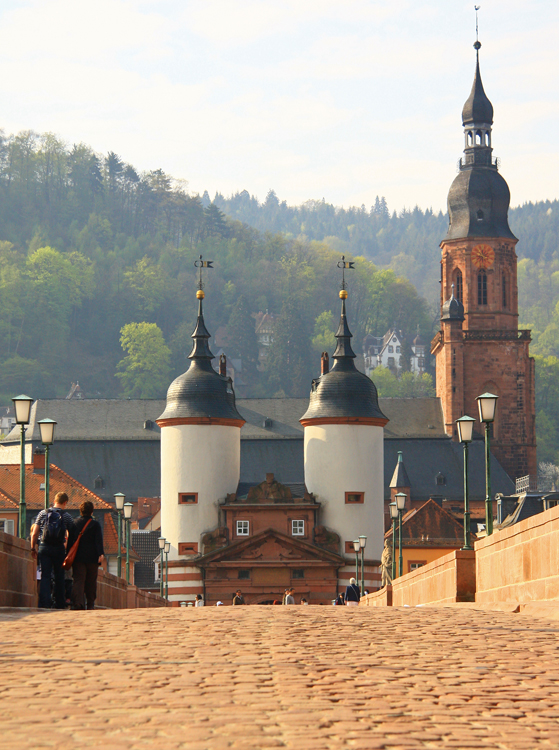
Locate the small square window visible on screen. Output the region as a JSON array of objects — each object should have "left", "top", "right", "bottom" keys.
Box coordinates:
[
  {"left": 238, "top": 569, "right": 250, "bottom": 580},
  {"left": 179, "top": 493, "right": 198, "bottom": 504},
  {"left": 292, "top": 569, "right": 304, "bottom": 579},
  {"left": 345, "top": 492, "right": 364, "bottom": 504},
  {"left": 236, "top": 520, "right": 249, "bottom": 536},
  {"left": 292, "top": 520, "right": 305, "bottom": 536},
  {"left": 388, "top": 345, "right": 393, "bottom": 353},
  {"left": 409, "top": 561, "right": 426, "bottom": 572},
  {"left": 396, "top": 346, "right": 400, "bottom": 353}
]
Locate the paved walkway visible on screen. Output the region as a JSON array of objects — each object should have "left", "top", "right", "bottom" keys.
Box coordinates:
[{"left": 1, "top": 606, "right": 559, "bottom": 749}]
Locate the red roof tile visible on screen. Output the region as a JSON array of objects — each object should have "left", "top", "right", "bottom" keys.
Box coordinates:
[{"left": 0, "top": 464, "right": 113, "bottom": 511}]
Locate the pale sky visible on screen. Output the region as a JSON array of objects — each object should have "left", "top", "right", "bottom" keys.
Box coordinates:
[{"left": 0, "top": 0, "right": 557, "bottom": 213}]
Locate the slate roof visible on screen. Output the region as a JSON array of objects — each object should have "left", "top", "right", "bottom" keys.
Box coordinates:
[
  {"left": 131, "top": 530, "right": 164, "bottom": 589},
  {"left": 0, "top": 398, "right": 515, "bottom": 505},
  {"left": 2, "top": 397, "right": 447, "bottom": 443},
  {"left": 462, "top": 48, "right": 494, "bottom": 125}
]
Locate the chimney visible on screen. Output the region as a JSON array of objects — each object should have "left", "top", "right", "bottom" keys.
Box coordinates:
[
  {"left": 321, "top": 352, "right": 329, "bottom": 375},
  {"left": 219, "top": 353, "right": 227, "bottom": 376},
  {"left": 33, "top": 449, "right": 45, "bottom": 474}
]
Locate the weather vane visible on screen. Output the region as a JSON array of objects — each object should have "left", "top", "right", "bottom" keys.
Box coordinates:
[
  {"left": 194, "top": 254, "right": 213, "bottom": 292},
  {"left": 337, "top": 255, "right": 355, "bottom": 291},
  {"left": 475, "top": 5, "right": 480, "bottom": 43}
]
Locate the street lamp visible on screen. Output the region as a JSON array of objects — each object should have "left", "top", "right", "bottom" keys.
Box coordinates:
[
  {"left": 476, "top": 392, "right": 498, "bottom": 537},
  {"left": 164, "top": 541, "right": 170, "bottom": 599},
  {"left": 12, "top": 394, "right": 33, "bottom": 538},
  {"left": 456, "top": 415, "right": 475, "bottom": 550},
  {"left": 114, "top": 493, "right": 125, "bottom": 578},
  {"left": 38, "top": 418, "right": 56, "bottom": 510},
  {"left": 352, "top": 539, "right": 360, "bottom": 594},
  {"left": 123, "top": 502, "right": 133, "bottom": 584},
  {"left": 359, "top": 535, "right": 366, "bottom": 595},
  {"left": 389, "top": 502, "right": 398, "bottom": 581},
  {"left": 158, "top": 537, "right": 166, "bottom": 598},
  {"left": 395, "top": 492, "right": 407, "bottom": 578}
]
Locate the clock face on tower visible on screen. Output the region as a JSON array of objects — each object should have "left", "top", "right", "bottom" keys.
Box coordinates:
[{"left": 471, "top": 244, "right": 495, "bottom": 269}]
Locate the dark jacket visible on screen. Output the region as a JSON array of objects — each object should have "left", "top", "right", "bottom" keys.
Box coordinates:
[
  {"left": 73, "top": 515, "right": 104, "bottom": 564},
  {"left": 345, "top": 583, "right": 360, "bottom": 602}
]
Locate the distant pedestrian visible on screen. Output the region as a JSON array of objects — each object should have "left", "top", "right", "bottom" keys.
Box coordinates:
[
  {"left": 30, "top": 492, "right": 74, "bottom": 609},
  {"left": 195, "top": 594, "right": 204, "bottom": 607},
  {"left": 300, "top": 598, "right": 308, "bottom": 605},
  {"left": 216, "top": 601, "right": 223, "bottom": 606},
  {"left": 284, "top": 588, "right": 295, "bottom": 605},
  {"left": 335, "top": 593, "right": 344, "bottom": 606},
  {"left": 232, "top": 590, "right": 245, "bottom": 605},
  {"left": 345, "top": 577, "right": 360, "bottom": 606},
  {"left": 71, "top": 500, "right": 104, "bottom": 610}
]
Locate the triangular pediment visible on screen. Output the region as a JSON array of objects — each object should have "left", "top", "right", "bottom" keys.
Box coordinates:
[{"left": 198, "top": 528, "right": 344, "bottom": 565}]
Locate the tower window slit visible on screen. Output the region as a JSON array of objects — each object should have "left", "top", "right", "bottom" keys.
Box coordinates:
[
  {"left": 478, "top": 272, "right": 487, "bottom": 305},
  {"left": 502, "top": 275, "right": 507, "bottom": 308},
  {"left": 455, "top": 270, "right": 462, "bottom": 303}
]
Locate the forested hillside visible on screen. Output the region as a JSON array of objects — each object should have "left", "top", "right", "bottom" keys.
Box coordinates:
[{"left": 1, "top": 128, "right": 558, "bottom": 463}]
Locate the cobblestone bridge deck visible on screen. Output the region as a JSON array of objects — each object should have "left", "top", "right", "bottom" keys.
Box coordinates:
[{"left": 2, "top": 606, "right": 559, "bottom": 749}]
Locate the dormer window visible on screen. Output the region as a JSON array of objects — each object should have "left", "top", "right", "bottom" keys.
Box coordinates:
[
  {"left": 94, "top": 475, "right": 104, "bottom": 490},
  {"left": 476, "top": 209, "right": 484, "bottom": 221},
  {"left": 436, "top": 472, "right": 446, "bottom": 486}
]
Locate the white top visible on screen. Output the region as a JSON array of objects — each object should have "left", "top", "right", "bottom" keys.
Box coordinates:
[{"left": 195, "top": 599, "right": 204, "bottom": 607}]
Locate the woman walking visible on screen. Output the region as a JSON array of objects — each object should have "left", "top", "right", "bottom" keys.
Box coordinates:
[{"left": 71, "top": 500, "right": 104, "bottom": 610}]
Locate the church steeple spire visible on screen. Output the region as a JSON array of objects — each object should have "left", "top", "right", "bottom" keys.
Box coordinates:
[{"left": 461, "top": 40, "right": 494, "bottom": 169}]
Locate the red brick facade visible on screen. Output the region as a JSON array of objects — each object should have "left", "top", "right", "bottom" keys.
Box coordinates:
[{"left": 432, "top": 235, "right": 536, "bottom": 480}]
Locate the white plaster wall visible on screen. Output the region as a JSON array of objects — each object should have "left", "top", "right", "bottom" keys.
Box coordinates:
[
  {"left": 160, "top": 424, "right": 240, "bottom": 560},
  {"left": 304, "top": 424, "right": 384, "bottom": 561}
]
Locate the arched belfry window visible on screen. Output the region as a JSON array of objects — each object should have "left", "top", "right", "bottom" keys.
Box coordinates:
[
  {"left": 455, "top": 270, "right": 463, "bottom": 303},
  {"left": 502, "top": 274, "right": 507, "bottom": 309},
  {"left": 478, "top": 271, "right": 487, "bottom": 306}
]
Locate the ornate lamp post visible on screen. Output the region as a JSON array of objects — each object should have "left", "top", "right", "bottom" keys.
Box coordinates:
[
  {"left": 12, "top": 395, "right": 33, "bottom": 538},
  {"left": 456, "top": 415, "right": 475, "bottom": 550},
  {"left": 476, "top": 392, "right": 498, "bottom": 537},
  {"left": 352, "top": 539, "right": 360, "bottom": 591},
  {"left": 124, "top": 502, "right": 133, "bottom": 583},
  {"left": 114, "top": 493, "right": 125, "bottom": 577},
  {"left": 359, "top": 535, "right": 366, "bottom": 595},
  {"left": 389, "top": 502, "right": 398, "bottom": 580},
  {"left": 37, "top": 419, "right": 57, "bottom": 510},
  {"left": 395, "top": 492, "right": 407, "bottom": 578},
  {"left": 158, "top": 537, "right": 166, "bottom": 598},
  {"left": 164, "top": 541, "right": 170, "bottom": 599}
]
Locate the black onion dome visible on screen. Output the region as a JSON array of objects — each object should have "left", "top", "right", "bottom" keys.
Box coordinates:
[
  {"left": 300, "top": 296, "right": 388, "bottom": 424},
  {"left": 157, "top": 297, "right": 244, "bottom": 423},
  {"left": 462, "top": 49, "right": 494, "bottom": 125},
  {"left": 442, "top": 290, "right": 465, "bottom": 321},
  {"left": 445, "top": 168, "right": 516, "bottom": 241}
]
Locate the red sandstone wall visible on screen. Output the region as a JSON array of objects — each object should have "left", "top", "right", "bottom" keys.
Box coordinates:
[
  {"left": 361, "top": 586, "right": 392, "bottom": 607},
  {"left": 475, "top": 504, "right": 559, "bottom": 604},
  {"left": 0, "top": 533, "right": 168, "bottom": 609},
  {"left": 392, "top": 549, "right": 475, "bottom": 606},
  {"left": 0, "top": 530, "right": 36, "bottom": 607}
]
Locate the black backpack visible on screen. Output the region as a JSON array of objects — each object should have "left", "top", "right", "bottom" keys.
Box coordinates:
[{"left": 41, "top": 508, "right": 66, "bottom": 545}]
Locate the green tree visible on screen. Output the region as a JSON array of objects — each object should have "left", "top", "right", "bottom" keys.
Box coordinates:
[
  {"left": 226, "top": 295, "right": 259, "bottom": 387},
  {"left": 371, "top": 366, "right": 435, "bottom": 398},
  {"left": 266, "top": 298, "right": 313, "bottom": 397},
  {"left": 116, "top": 322, "right": 171, "bottom": 398},
  {"left": 311, "top": 311, "right": 336, "bottom": 357}
]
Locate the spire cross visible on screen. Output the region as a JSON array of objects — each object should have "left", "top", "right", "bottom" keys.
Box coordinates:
[
  {"left": 475, "top": 5, "right": 480, "bottom": 42},
  {"left": 337, "top": 255, "right": 355, "bottom": 291},
  {"left": 194, "top": 254, "right": 214, "bottom": 292}
]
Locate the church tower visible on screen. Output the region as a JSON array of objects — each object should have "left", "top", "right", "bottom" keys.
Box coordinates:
[
  {"left": 157, "top": 275, "right": 245, "bottom": 603},
  {"left": 300, "top": 281, "right": 388, "bottom": 585},
  {"left": 431, "top": 39, "right": 536, "bottom": 480}
]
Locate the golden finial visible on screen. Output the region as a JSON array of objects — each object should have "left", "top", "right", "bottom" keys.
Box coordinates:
[
  {"left": 196, "top": 290, "right": 205, "bottom": 299},
  {"left": 339, "top": 289, "right": 348, "bottom": 299}
]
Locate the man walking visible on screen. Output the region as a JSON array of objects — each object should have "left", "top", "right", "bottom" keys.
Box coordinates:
[
  {"left": 345, "top": 577, "right": 360, "bottom": 606},
  {"left": 232, "top": 589, "right": 245, "bottom": 605},
  {"left": 31, "top": 492, "right": 74, "bottom": 609},
  {"left": 284, "top": 588, "right": 295, "bottom": 605}
]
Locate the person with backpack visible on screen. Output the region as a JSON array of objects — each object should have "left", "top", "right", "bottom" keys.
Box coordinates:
[
  {"left": 30, "top": 492, "right": 74, "bottom": 609},
  {"left": 70, "top": 500, "right": 104, "bottom": 610}
]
